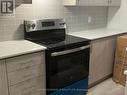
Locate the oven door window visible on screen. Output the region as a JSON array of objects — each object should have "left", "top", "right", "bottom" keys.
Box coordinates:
[{"left": 47, "top": 48, "right": 90, "bottom": 89}]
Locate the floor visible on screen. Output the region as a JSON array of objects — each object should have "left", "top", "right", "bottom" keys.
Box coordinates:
[{"left": 87, "top": 78, "right": 125, "bottom": 95}]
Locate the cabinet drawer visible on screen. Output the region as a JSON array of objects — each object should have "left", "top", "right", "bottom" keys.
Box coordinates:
[
  {"left": 9, "top": 76, "right": 46, "bottom": 95},
  {"left": 6, "top": 52, "right": 45, "bottom": 73},
  {"left": 8, "top": 63, "right": 45, "bottom": 86}
]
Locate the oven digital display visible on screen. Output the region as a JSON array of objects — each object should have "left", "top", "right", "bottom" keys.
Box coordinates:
[{"left": 42, "top": 22, "right": 55, "bottom": 27}]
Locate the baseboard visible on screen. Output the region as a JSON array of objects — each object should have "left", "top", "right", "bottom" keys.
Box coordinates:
[{"left": 88, "top": 74, "right": 113, "bottom": 88}]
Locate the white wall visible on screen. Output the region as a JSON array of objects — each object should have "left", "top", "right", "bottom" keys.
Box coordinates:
[
  {"left": 0, "top": 0, "right": 107, "bottom": 41},
  {"left": 108, "top": 0, "right": 127, "bottom": 30}
]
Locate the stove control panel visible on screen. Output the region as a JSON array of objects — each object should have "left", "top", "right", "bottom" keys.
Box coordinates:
[
  {"left": 26, "top": 23, "right": 36, "bottom": 29},
  {"left": 24, "top": 19, "right": 66, "bottom": 32}
]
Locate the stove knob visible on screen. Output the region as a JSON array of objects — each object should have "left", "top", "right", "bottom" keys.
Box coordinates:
[
  {"left": 27, "top": 24, "right": 31, "bottom": 29},
  {"left": 31, "top": 24, "right": 36, "bottom": 29},
  {"left": 60, "top": 23, "right": 65, "bottom": 26}
]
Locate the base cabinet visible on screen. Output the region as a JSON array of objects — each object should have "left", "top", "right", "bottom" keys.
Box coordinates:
[
  {"left": 7, "top": 52, "right": 46, "bottom": 95},
  {"left": 0, "top": 51, "right": 46, "bottom": 95},
  {"left": 0, "top": 60, "right": 9, "bottom": 95},
  {"left": 89, "top": 37, "right": 116, "bottom": 86}
]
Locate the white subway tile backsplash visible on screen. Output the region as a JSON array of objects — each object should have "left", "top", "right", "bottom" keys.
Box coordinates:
[{"left": 0, "top": 0, "right": 107, "bottom": 41}]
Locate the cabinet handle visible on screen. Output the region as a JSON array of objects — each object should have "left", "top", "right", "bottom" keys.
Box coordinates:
[{"left": 51, "top": 45, "right": 90, "bottom": 56}]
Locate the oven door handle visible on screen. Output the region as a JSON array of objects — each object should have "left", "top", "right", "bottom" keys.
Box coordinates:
[{"left": 51, "top": 45, "right": 90, "bottom": 57}]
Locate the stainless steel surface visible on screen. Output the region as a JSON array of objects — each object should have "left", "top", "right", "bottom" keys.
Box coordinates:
[
  {"left": 51, "top": 45, "right": 90, "bottom": 56},
  {"left": 24, "top": 19, "right": 66, "bottom": 32}
]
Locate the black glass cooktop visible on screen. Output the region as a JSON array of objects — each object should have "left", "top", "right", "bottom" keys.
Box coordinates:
[{"left": 31, "top": 35, "right": 90, "bottom": 49}]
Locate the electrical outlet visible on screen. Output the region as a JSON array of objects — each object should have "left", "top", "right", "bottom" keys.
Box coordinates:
[{"left": 88, "top": 16, "right": 92, "bottom": 23}]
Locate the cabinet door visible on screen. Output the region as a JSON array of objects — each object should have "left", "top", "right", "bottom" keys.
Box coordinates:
[
  {"left": 109, "top": 0, "right": 121, "bottom": 6},
  {"left": 89, "top": 37, "right": 116, "bottom": 85},
  {"left": 63, "top": 0, "right": 78, "bottom": 6},
  {"left": 6, "top": 52, "right": 45, "bottom": 86},
  {"left": 89, "top": 39, "right": 106, "bottom": 85},
  {"left": 6, "top": 52, "right": 45, "bottom": 73},
  {"left": 104, "top": 37, "right": 116, "bottom": 77},
  {"left": 8, "top": 64, "right": 44, "bottom": 86},
  {"left": 79, "top": 0, "right": 108, "bottom": 6},
  {"left": 0, "top": 60, "right": 8, "bottom": 95},
  {"left": 6, "top": 52, "right": 46, "bottom": 95}
]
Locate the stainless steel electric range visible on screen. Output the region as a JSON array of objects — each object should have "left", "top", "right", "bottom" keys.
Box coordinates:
[{"left": 24, "top": 19, "right": 90, "bottom": 95}]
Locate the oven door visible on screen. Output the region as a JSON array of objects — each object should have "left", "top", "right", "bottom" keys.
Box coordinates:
[{"left": 46, "top": 45, "right": 90, "bottom": 92}]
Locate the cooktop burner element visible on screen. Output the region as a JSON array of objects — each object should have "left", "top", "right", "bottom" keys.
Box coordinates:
[
  {"left": 32, "top": 35, "right": 89, "bottom": 49},
  {"left": 24, "top": 19, "right": 90, "bottom": 49}
]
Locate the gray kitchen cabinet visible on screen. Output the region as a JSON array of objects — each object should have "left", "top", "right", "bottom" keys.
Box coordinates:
[
  {"left": 63, "top": 0, "right": 121, "bottom": 6},
  {"left": 0, "top": 60, "right": 9, "bottom": 95},
  {"left": 6, "top": 52, "right": 46, "bottom": 95},
  {"left": 89, "top": 37, "right": 116, "bottom": 86}
]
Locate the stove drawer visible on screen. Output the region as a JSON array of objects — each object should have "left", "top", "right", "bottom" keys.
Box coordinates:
[
  {"left": 8, "top": 64, "right": 45, "bottom": 86},
  {"left": 6, "top": 52, "right": 45, "bottom": 73},
  {"left": 9, "top": 76, "right": 46, "bottom": 95}
]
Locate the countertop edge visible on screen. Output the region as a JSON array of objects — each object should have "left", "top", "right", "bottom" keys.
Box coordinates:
[
  {"left": 0, "top": 40, "right": 47, "bottom": 60},
  {"left": 68, "top": 28, "right": 127, "bottom": 40},
  {"left": 90, "top": 32, "right": 127, "bottom": 41},
  {"left": 0, "top": 48, "right": 46, "bottom": 60}
]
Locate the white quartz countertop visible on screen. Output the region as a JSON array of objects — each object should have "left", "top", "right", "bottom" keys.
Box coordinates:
[
  {"left": 68, "top": 28, "right": 127, "bottom": 40},
  {"left": 0, "top": 40, "right": 46, "bottom": 59}
]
